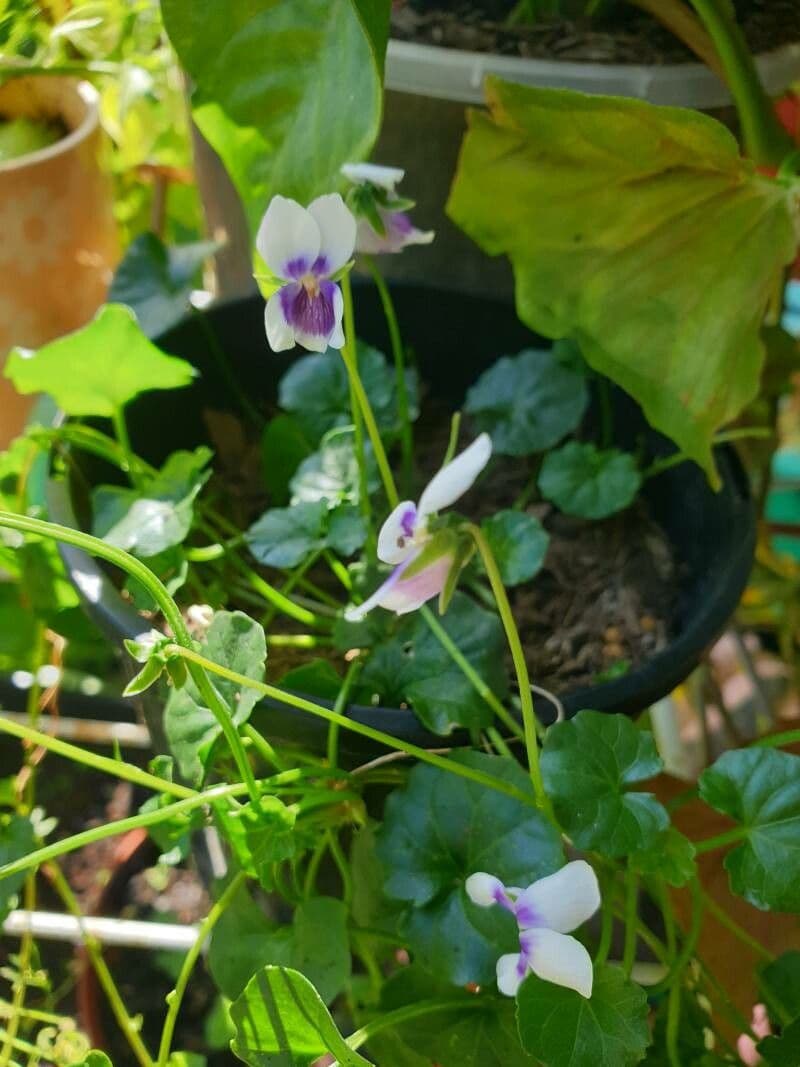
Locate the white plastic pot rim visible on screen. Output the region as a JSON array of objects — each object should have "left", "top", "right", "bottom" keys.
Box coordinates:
[{"left": 385, "top": 37, "right": 800, "bottom": 109}]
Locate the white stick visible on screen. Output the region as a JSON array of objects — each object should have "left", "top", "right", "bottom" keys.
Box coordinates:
[
  {"left": 3, "top": 910, "right": 199, "bottom": 951},
  {"left": 0, "top": 712, "right": 150, "bottom": 749}
]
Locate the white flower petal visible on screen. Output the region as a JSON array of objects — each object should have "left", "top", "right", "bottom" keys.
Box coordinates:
[
  {"left": 418, "top": 433, "right": 492, "bottom": 519},
  {"left": 514, "top": 860, "right": 600, "bottom": 934},
  {"left": 381, "top": 555, "right": 451, "bottom": 615},
  {"left": 308, "top": 193, "right": 356, "bottom": 275},
  {"left": 525, "top": 928, "right": 594, "bottom": 999},
  {"left": 256, "top": 196, "right": 320, "bottom": 280},
  {"left": 377, "top": 501, "right": 419, "bottom": 565},
  {"left": 264, "top": 291, "right": 296, "bottom": 352},
  {"left": 465, "top": 872, "right": 505, "bottom": 908},
  {"left": 341, "top": 161, "right": 405, "bottom": 189},
  {"left": 496, "top": 953, "right": 527, "bottom": 997},
  {"left": 327, "top": 283, "right": 345, "bottom": 350}
]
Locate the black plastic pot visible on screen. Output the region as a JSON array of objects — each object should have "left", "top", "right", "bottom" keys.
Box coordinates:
[{"left": 48, "top": 286, "right": 755, "bottom": 761}]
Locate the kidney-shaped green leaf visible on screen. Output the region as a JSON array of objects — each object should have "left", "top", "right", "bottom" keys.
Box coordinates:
[
  {"left": 481, "top": 510, "right": 550, "bottom": 586},
  {"left": 539, "top": 442, "right": 641, "bottom": 519},
  {"left": 541, "top": 711, "right": 668, "bottom": 856},
  {"left": 699, "top": 747, "right": 800, "bottom": 912},
  {"left": 448, "top": 79, "right": 798, "bottom": 484},
  {"left": 5, "top": 304, "right": 195, "bottom": 416}
]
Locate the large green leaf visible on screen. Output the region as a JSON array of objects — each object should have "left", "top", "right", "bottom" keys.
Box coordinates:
[
  {"left": 246, "top": 501, "right": 329, "bottom": 569},
  {"left": 230, "top": 966, "right": 372, "bottom": 1067},
  {"left": 209, "top": 888, "right": 350, "bottom": 1004},
  {"left": 758, "top": 1019, "right": 800, "bottom": 1066},
  {"left": 541, "top": 711, "right": 668, "bottom": 857},
  {"left": 215, "top": 797, "right": 297, "bottom": 889},
  {"left": 698, "top": 748, "right": 800, "bottom": 912},
  {"left": 108, "top": 232, "right": 219, "bottom": 338},
  {"left": 164, "top": 611, "right": 266, "bottom": 783},
  {"left": 358, "top": 593, "right": 508, "bottom": 735},
  {"left": 464, "top": 346, "right": 588, "bottom": 457},
  {"left": 376, "top": 752, "right": 564, "bottom": 985},
  {"left": 5, "top": 304, "right": 195, "bottom": 416},
  {"left": 369, "top": 966, "right": 536, "bottom": 1067},
  {"left": 162, "top": 0, "right": 389, "bottom": 234},
  {"left": 448, "top": 79, "right": 798, "bottom": 484},
  {"left": 758, "top": 951, "right": 800, "bottom": 1026},
  {"left": 516, "top": 965, "right": 650, "bottom": 1067},
  {"left": 0, "top": 814, "right": 36, "bottom": 922},
  {"left": 92, "top": 447, "right": 212, "bottom": 558}
]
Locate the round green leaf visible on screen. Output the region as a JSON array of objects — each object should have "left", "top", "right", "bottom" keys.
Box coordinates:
[
  {"left": 464, "top": 348, "right": 588, "bottom": 457},
  {"left": 541, "top": 711, "right": 668, "bottom": 857},
  {"left": 699, "top": 748, "right": 800, "bottom": 912},
  {"left": 246, "top": 501, "right": 328, "bottom": 569},
  {"left": 481, "top": 510, "right": 550, "bottom": 586},
  {"left": 630, "top": 827, "right": 696, "bottom": 888},
  {"left": 516, "top": 964, "right": 651, "bottom": 1067},
  {"left": 5, "top": 304, "right": 195, "bottom": 416},
  {"left": 538, "top": 442, "right": 641, "bottom": 519},
  {"left": 290, "top": 427, "right": 379, "bottom": 508},
  {"left": 376, "top": 751, "right": 564, "bottom": 985}
]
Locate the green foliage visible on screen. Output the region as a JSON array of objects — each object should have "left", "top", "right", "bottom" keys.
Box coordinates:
[
  {"left": 358, "top": 593, "right": 508, "bottom": 735},
  {"left": 229, "top": 965, "right": 372, "bottom": 1066},
  {"left": 539, "top": 442, "right": 641, "bottom": 519},
  {"left": 108, "top": 233, "right": 219, "bottom": 338},
  {"left": 758, "top": 1019, "right": 800, "bottom": 1066},
  {"left": 699, "top": 747, "right": 800, "bottom": 911},
  {"left": 67, "top": 1053, "right": 113, "bottom": 1067},
  {"left": 162, "top": 0, "right": 389, "bottom": 235},
  {"left": 290, "top": 427, "right": 379, "bottom": 507},
  {"left": 631, "top": 827, "right": 697, "bottom": 888},
  {"left": 261, "top": 415, "right": 313, "bottom": 506},
  {"left": 448, "top": 78, "right": 799, "bottom": 484},
  {"left": 5, "top": 304, "right": 195, "bottom": 416},
  {"left": 758, "top": 951, "right": 800, "bottom": 1026},
  {"left": 516, "top": 965, "right": 651, "bottom": 1066},
  {"left": 92, "top": 447, "right": 212, "bottom": 558},
  {"left": 376, "top": 752, "right": 563, "bottom": 985},
  {"left": 164, "top": 612, "right": 266, "bottom": 783},
  {"left": 541, "top": 711, "right": 668, "bottom": 856},
  {"left": 278, "top": 660, "right": 343, "bottom": 701},
  {"left": 464, "top": 346, "right": 588, "bottom": 457},
  {"left": 246, "top": 498, "right": 366, "bottom": 569},
  {"left": 216, "top": 798, "right": 297, "bottom": 888},
  {"left": 210, "top": 889, "right": 351, "bottom": 1004},
  {"left": 480, "top": 510, "right": 549, "bottom": 585},
  {"left": 279, "top": 344, "right": 418, "bottom": 444},
  {"left": 0, "top": 813, "right": 36, "bottom": 922}
]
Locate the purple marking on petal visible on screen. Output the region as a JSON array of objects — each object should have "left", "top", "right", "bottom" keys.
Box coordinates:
[
  {"left": 389, "top": 211, "right": 414, "bottom": 237},
  {"left": 283, "top": 256, "right": 311, "bottom": 280},
  {"left": 280, "top": 280, "right": 336, "bottom": 341},
  {"left": 514, "top": 902, "right": 542, "bottom": 928},
  {"left": 310, "top": 254, "right": 330, "bottom": 276},
  {"left": 492, "top": 884, "right": 518, "bottom": 916},
  {"left": 400, "top": 505, "right": 417, "bottom": 539}
]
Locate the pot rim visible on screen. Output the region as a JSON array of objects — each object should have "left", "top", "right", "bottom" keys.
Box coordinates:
[
  {"left": 0, "top": 77, "right": 100, "bottom": 174},
  {"left": 385, "top": 37, "right": 800, "bottom": 108}
]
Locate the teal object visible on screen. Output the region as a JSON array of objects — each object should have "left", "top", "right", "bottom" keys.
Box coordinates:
[
  {"left": 767, "top": 446, "right": 800, "bottom": 561},
  {"left": 782, "top": 280, "right": 800, "bottom": 338}
]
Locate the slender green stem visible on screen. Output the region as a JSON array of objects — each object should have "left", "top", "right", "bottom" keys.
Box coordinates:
[
  {"left": 594, "top": 872, "right": 615, "bottom": 966},
  {"left": 156, "top": 871, "right": 247, "bottom": 1067},
  {"left": 689, "top": 0, "right": 793, "bottom": 166},
  {"left": 666, "top": 980, "right": 682, "bottom": 1067},
  {"left": 184, "top": 536, "right": 244, "bottom": 562},
  {"left": 47, "top": 862, "right": 155, "bottom": 1067},
  {"left": 31, "top": 424, "right": 156, "bottom": 479},
  {"left": 466, "top": 525, "right": 550, "bottom": 814},
  {"left": 341, "top": 274, "right": 375, "bottom": 551},
  {"left": 111, "top": 405, "right": 141, "bottom": 488},
  {"left": 341, "top": 273, "right": 399, "bottom": 510},
  {"left": 323, "top": 549, "right": 352, "bottom": 591},
  {"left": 304, "top": 838, "right": 329, "bottom": 898},
  {"left": 486, "top": 726, "right": 513, "bottom": 759},
  {"left": 327, "top": 658, "right": 363, "bottom": 768},
  {"left": 297, "top": 574, "right": 340, "bottom": 609},
  {"left": 0, "top": 715, "right": 196, "bottom": 799},
  {"left": 230, "top": 554, "right": 329, "bottom": 630},
  {"left": 693, "top": 826, "right": 748, "bottom": 854},
  {"left": 622, "top": 866, "right": 639, "bottom": 976},
  {"left": 0, "top": 875, "right": 34, "bottom": 1067},
  {"left": 366, "top": 256, "right": 414, "bottom": 494},
  {"left": 327, "top": 830, "right": 354, "bottom": 905},
  {"left": 644, "top": 427, "right": 773, "bottom": 480},
  {"left": 754, "top": 728, "right": 800, "bottom": 749},
  {"left": 443, "top": 412, "right": 462, "bottom": 466},
  {"left": 162, "top": 645, "right": 536, "bottom": 806},
  {"left": 347, "top": 998, "right": 486, "bottom": 1051},
  {"left": 420, "top": 605, "right": 523, "bottom": 739},
  {"left": 650, "top": 879, "right": 705, "bottom": 997},
  {"left": 700, "top": 886, "right": 775, "bottom": 961}
]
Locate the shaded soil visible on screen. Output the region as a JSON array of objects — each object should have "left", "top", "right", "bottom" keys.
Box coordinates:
[{"left": 391, "top": 0, "right": 800, "bottom": 64}]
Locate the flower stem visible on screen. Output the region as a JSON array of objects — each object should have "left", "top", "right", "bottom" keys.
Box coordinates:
[
  {"left": 111, "top": 405, "right": 141, "bottom": 488},
  {"left": 692, "top": 826, "right": 748, "bottom": 854},
  {"left": 688, "top": 0, "right": 793, "bottom": 166},
  {"left": 699, "top": 884, "right": 775, "bottom": 961},
  {"left": 156, "top": 871, "right": 247, "bottom": 1067},
  {"left": 419, "top": 604, "right": 523, "bottom": 740},
  {"left": 650, "top": 878, "right": 705, "bottom": 997},
  {"left": 327, "top": 658, "right": 363, "bottom": 769},
  {"left": 621, "top": 866, "right": 639, "bottom": 976},
  {"left": 466, "top": 525, "right": 550, "bottom": 814},
  {"left": 0, "top": 511, "right": 260, "bottom": 805},
  {"left": 230, "top": 554, "right": 331, "bottom": 630},
  {"left": 163, "top": 644, "right": 537, "bottom": 807},
  {"left": 46, "top": 861, "right": 155, "bottom": 1067},
  {"left": 366, "top": 256, "right": 414, "bottom": 495},
  {"left": 341, "top": 273, "right": 400, "bottom": 510},
  {"left": 347, "top": 998, "right": 486, "bottom": 1051}
]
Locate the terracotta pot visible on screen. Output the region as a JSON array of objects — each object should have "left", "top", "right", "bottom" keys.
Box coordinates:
[{"left": 0, "top": 75, "right": 118, "bottom": 447}]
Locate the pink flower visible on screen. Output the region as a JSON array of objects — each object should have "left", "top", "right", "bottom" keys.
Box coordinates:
[
  {"left": 737, "top": 1004, "right": 772, "bottom": 1066},
  {"left": 341, "top": 162, "right": 434, "bottom": 256}
]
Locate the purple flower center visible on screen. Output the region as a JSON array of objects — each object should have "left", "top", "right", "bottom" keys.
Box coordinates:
[
  {"left": 400, "top": 506, "right": 417, "bottom": 539},
  {"left": 280, "top": 280, "right": 336, "bottom": 341}
]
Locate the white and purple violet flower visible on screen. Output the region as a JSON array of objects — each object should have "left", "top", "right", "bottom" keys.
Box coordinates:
[
  {"left": 341, "top": 162, "right": 434, "bottom": 255},
  {"left": 257, "top": 193, "right": 356, "bottom": 353},
  {"left": 466, "top": 861, "right": 601, "bottom": 999},
  {"left": 345, "top": 433, "right": 491, "bottom": 620}
]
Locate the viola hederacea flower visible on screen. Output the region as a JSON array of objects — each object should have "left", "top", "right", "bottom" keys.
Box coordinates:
[
  {"left": 256, "top": 193, "right": 356, "bottom": 353},
  {"left": 466, "top": 860, "right": 601, "bottom": 999},
  {"left": 344, "top": 433, "right": 491, "bottom": 620},
  {"left": 782, "top": 278, "right": 800, "bottom": 339},
  {"left": 341, "top": 161, "right": 434, "bottom": 255}
]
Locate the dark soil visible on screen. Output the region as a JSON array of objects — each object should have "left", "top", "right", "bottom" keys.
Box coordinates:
[{"left": 391, "top": 0, "right": 800, "bottom": 64}]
